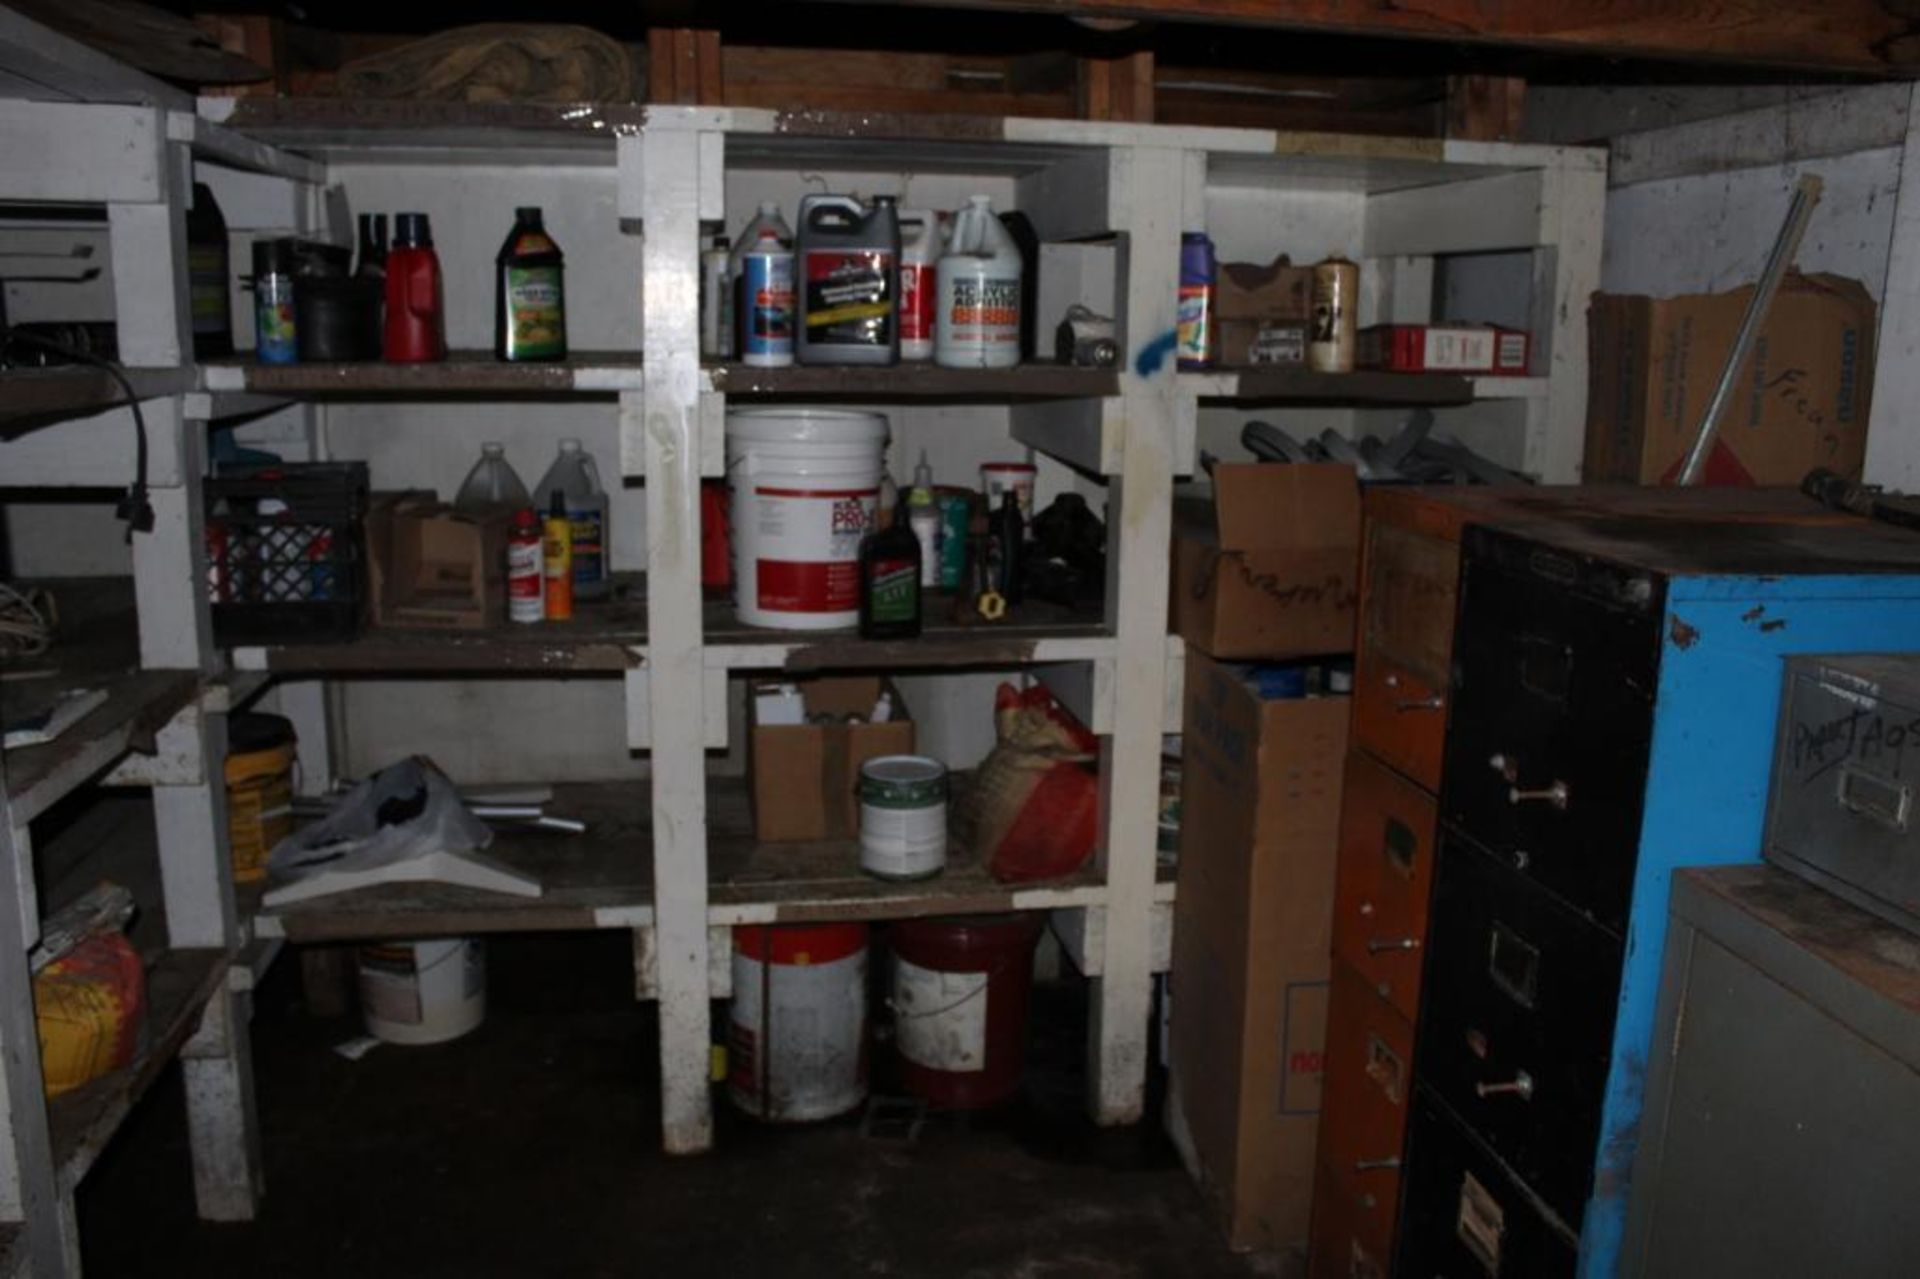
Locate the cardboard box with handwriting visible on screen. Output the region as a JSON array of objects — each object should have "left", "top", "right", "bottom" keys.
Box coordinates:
[{"left": 1170, "top": 463, "right": 1361, "bottom": 659}]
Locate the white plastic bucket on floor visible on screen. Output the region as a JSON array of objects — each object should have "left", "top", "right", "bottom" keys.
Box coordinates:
[
  {"left": 726, "top": 408, "right": 889, "bottom": 630},
  {"left": 728, "top": 924, "right": 869, "bottom": 1121},
  {"left": 357, "top": 938, "right": 486, "bottom": 1045}
]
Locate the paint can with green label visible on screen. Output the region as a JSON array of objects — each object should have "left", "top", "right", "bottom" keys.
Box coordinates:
[{"left": 858, "top": 755, "right": 948, "bottom": 880}]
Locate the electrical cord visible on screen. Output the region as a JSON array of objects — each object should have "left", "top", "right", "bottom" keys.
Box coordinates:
[{"left": 2, "top": 326, "right": 154, "bottom": 541}]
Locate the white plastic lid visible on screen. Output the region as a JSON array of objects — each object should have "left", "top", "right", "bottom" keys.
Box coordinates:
[
  {"left": 559, "top": 438, "right": 582, "bottom": 453},
  {"left": 481, "top": 442, "right": 504, "bottom": 456}
]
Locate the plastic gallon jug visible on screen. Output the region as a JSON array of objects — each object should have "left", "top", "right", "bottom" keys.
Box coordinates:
[
  {"left": 898, "top": 208, "right": 941, "bottom": 362},
  {"left": 733, "top": 202, "right": 796, "bottom": 367},
  {"left": 935, "top": 196, "right": 1023, "bottom": 369},
  {"left": 535, "top": 437, "right": 610, "bottom": 599},
  {"left": 796, "top": 194, "right": 899, "bottom": 366},
  {"left": 455, "top": 442, "right": 531, "bottom": 512}
]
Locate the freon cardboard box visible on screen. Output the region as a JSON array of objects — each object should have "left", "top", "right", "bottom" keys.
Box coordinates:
[
  {"left": 749, "top": 677, "right": 913, "bottom": 842},
  {"left": 1583, "top": 272, "right": 1876, "bottom": 484},
  {"left": 1170, "top": 463, "right": 1361, "bottom": 660},
  {"left": 1170, "top": 652, "right": 1348, "bottom": 1256}
]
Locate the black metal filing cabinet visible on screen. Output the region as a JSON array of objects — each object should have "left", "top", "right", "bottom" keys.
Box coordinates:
[{"left": 1392, "top": 515, "right": 1920, "bottom": 1279}]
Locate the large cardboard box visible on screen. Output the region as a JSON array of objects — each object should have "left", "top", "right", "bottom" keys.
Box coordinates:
[
  {"left": 1171, "top": 652, "right": 1349, "bottom": 1256},
  {"left": 364, "top": 492, "right": 513, "bottom": 630},
  {"left": 749, "top": 677, "right": 914, "bottom": 842},
  {"left": 1170, "top": 463, "right": 1361, "bottom": 660},
  {"left": 1584, "top": 272, "right": 1876, "bottom": 485}
]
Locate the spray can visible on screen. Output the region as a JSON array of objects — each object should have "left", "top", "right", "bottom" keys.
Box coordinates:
[
  {"left": 935, "top": 196, "right": 1023, "bottom": 369},
  {"left": 733, "top": 203, "right": 795, "bottom": 367},
  {"left": 252, "top": 239, "right": 297, "bottom": 365},
  {"left": 543, "top": 490, "right": 574, "bottom": 622},
  {"left": 700, "top": 232, "right": 733, "bottom": 360},
  {"left": 507, "top": 508, "right": 544, "bottom": 624},
  {"left": 1176, "top": 232, "right": 1216, "bottom": 371},
  {"left": 1310, "top": 256, "right": 1359, "bottom": 373},
  {"left": 796, "top": 194, "right": 899, "bottom": 366},
  {"left": 899, "top": 209, "right": 941, "bottom": 362}
]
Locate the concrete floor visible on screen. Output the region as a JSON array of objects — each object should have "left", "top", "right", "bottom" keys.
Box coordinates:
[{"left": 78, "top": 929, "right": 1262, "bottom": 1278}]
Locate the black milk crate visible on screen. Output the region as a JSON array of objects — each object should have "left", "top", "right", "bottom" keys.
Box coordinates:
[{"left": 205, "top": 462, "right": 369, "bottom": 644}]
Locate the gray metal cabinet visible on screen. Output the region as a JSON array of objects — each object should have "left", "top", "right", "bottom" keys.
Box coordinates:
[{"left": 1624, "top": 865, "right": 1920, "bottom": 1277}]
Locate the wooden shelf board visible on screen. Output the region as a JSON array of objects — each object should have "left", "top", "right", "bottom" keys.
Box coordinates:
[
  {"left": 49, "top": 946, "right": 230, "bottom": 1194},
  {"left": 1190, "top": 366, "right": 1476, "bottom": 406},
  {"left": 4, "top": 579, "right": 198, "bottom": 824},
  {"left": 250, "top": 779, "right": 1152, "bottom": 942},
  {"left": 711, "top": 361, "right": 1115, "bottom": 400},
  {"left": 0, "top": 365, "right": 191, "bottom": 426},
  {"left": 232, "top": 582, "right": 1108, "bottom": 675},
  {"left": 200, "top": 351, "right": 643, "bottom": 396}
]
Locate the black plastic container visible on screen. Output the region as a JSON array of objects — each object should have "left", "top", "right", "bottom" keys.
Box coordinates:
[
  {"left": 495, "top": 206, "right": 567, "bottom": 362},
  {"left": 205, "top": 462, "right": 369, "bottom": 645},
  {"left": 858, "top": 502, "right": 923, "bottom": 639},
  {"left": 295, "top": 277, "right": 383, "bottom": 362},
  {"left": 187, "top": 183, "right": 233, "bottom": 359}
]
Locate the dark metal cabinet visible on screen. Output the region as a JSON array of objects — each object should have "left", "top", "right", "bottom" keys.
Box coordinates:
[
  {"left": 1624, "top": 866, "right": 1920, "bottom": 1277},
  {"left": 1399, "top": 516, "right": 1920, "bottom": 1278}
]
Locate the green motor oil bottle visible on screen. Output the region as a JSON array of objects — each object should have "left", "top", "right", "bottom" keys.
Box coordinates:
[{"left": 495, "top": 206, "right": 567, "bottom": 362}]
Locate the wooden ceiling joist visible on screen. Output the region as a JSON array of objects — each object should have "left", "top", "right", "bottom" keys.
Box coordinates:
[{"left": 840, "top": 1, "right": 1920, "bottom": 76}]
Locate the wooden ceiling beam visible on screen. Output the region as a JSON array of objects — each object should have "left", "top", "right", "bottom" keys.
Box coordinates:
[{"left": 827, "top": 1, "right": 1920, "bottom": 75}]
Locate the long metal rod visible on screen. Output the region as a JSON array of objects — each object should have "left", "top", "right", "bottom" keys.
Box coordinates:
[{"left": 1676, "top": 173, "right": 1823, "bottom": 485}]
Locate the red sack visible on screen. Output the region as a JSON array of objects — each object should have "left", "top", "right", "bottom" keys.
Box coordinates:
[{"left": 970, "top": 683, "right": 1100, "bottom": 882}]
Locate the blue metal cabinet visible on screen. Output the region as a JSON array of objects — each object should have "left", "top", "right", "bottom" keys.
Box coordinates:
[{"left": 1395, "top": 515, "right": 1920, "bottom": 1279}]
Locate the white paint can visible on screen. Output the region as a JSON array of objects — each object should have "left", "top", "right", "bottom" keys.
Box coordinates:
[
  {"left": 727, "top": 924, "right": 869, "bottom": 1122},
  {"left": 859, "top": 754, "right": 949, "bottom": 880},
  {"left": 357, "top": 938, "right": 486, "bottom": 1046},
  {"left": 726, "top": 408, "right": 890, "bottom": 630}
]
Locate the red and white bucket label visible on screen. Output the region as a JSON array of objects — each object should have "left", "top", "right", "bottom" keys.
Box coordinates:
[
  {"left": 894, "top": 957, "right": 987, "bottom": 1073},
  {"left": 749, "top": 485, "right": 877, "bottom": 613}
]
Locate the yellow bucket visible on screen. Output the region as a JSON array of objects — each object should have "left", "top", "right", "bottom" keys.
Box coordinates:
[{"left": 226, "top": 713, "right": 296, "bottom": 884}]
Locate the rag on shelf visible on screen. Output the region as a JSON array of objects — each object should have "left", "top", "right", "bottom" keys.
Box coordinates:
[{"left": 336, "top": 24, "right": 635, "bottom": 104}]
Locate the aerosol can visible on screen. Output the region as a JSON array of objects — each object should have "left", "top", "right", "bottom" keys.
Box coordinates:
[
  {"left": 796, "top": 194, "right": 900, "bottom": 366},
  {"left": 935, "top": 196, "right": 1022, "bottom": 369}
]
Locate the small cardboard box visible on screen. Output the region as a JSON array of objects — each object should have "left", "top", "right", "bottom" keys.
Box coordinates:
[
  {"left": 1171, "top": 652, "right": 1349, "bottom": 1255},
  {"left": 1218, "top": 256, "right": 1313, "bottom": 322},
  {"left": 749, "top": 676, "right": 914, "bottom": 842},
  {"left": 1583, "top": 272, "right": 1876, "bottom": 485},
  {"left": 1170, "top": 463, "right": 1361, "bottom": 660},
  {"left": 1357, "top": 322, "right": 1530, "bottom": 373},
  {"left": 1220, "top": 320, "right": 1308, "bottom": 368},
  {"left": 364, "top": 492, "right": 513, "bottom": 630}
]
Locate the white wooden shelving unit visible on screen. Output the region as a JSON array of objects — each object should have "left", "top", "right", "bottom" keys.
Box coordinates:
[{"left": 0, "top": 11, "right": 1602, "bottom": 1264}]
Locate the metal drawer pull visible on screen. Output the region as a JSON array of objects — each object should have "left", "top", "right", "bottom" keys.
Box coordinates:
[
  {"left": 1354, "top": 1156, "right": 1403, "bottom": 1172},
  {"left": 1396, "top": 695, "right": 1443, "bottom": 712},
  {"left": 1475, "top": 1070, "right": 1534, "bottom": 1101},
  {"left": 1366, "top": 936, "right": 1420, "bottom": 954},
  {"left": 1508, "top": 780, "right": 1570, "bottom": 808}
]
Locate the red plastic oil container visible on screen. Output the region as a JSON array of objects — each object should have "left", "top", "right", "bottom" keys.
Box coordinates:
[
  {"left": 890, "top": 914, "right": 1043, "bottom": 1109},
  {"left": 384, "top": 212, "right": 446, "bottom": 363}
]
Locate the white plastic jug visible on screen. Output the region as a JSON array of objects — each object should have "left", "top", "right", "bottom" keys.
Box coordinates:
[
  {"left": 454, "top": 442, "right": 530, "bottom": 512},
  {"left": 899, "top": 208, "right": 940, "bottom": 362},
  {"left": 535, "top": 438, "right": 610, "bottom": 599},
  {"left": 935, "top": 196, "right": 1023, "bottom": 369}
]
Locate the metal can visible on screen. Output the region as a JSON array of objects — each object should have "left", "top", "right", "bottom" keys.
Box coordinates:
[
  {"left": 1176, "top": 231, "right": 1217, "bottom": 371},
  {"left": 1309, "top": 256, "right": 1358, "bottom": 373},
  {"left": 858, "top": 755, "right": 948, "bottom": 880}
]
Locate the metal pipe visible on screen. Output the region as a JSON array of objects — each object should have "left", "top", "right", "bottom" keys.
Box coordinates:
[{"left": 1675, "top": 174, "right": 1823, "bottom": 486}]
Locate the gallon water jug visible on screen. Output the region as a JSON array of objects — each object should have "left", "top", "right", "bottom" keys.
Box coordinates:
[
  {"left": 935, "top": 196, "right": 1023, "bottom": 369},
  {"left": 534, "top": 438, "right": 611, "bottom": 600},
  {"left": 796, "top": 194, "right": 899, "bottom": 366},
  {"left": 455, "top": 442, "right": 530, "bottom": 512}
]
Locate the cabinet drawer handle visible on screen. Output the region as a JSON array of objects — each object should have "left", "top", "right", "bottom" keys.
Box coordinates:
[
  {"left": 1508, "top": 780, "right": 1570, "bottom": 809},
  {"left": 1396, "top": 695, "right": 1443, "bottom": 712},
  {"left": 1475, "top": 1070, "right": 1535, "bottom": 1101},
  {"left": 1354, "top": 1156, "right": 1403, "bottom": 1173},
  {"left": 1366, "top": 936, "right": 1420, "bottom": 955}
]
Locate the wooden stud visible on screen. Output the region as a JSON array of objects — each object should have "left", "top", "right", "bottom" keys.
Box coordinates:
[
  {"left": 191, "top": 14, "right": 282, "bottom": 98},
  {"left": 1078, "top": 51, "right": 1154, "bottom": 123},
  {"left": 1446, "top": 74, "right": 1525, "bottom": 142},
  {"left": 634, "top": 118, "right": 715, "bottom": 1155},
  {"left": 1865, "top": 88, "right": 1920, "bottom": 489},
  {"left": 648, "top": 29, "right": 724, "bottom": 106},
  {"left": 297, "top": 947, "right": 355, "bottom": 1019}
]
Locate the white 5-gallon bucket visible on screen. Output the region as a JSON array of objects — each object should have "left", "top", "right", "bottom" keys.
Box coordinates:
[
  {"left": 357, "top": 938, "right": 486, "bottom": 1045},
  {"left": 726, "top": 408, "right": 889, "bottom": 629},
  {"left": 728, "top": 924, "right": 870, "bottom": 1122}
]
